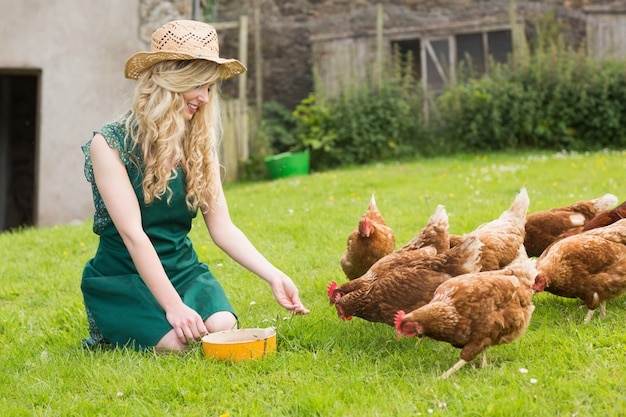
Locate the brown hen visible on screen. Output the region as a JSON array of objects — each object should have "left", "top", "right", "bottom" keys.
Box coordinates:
[
  {"left": 397, "top": 204, "right": 450, "bottom": 255},
  {"left": 524, "top": 193, "right": 618, "bottom": 257},
  {"left": 450, "top": 187, "right": 529, "bottom": 271},
  {"left": 533, "top": 218, "right": 626, "bottom": 323},
  {"left": 340, "top": 193, "right": 395, "bottom": 280},
  {"left": 582, "top": 199, "right": 626, "bottom": 232},
  {"left": 328, "top": 206, "right": 482, "bottom": 327},
  {"left": 395, "top": 247, "right": 536, "bottom": 379}
]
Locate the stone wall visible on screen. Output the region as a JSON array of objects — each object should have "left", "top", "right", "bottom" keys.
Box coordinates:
[
  {"left": 213, "top": 0, "right": 605, "bottom": 109},
  {"left": 136, "top": 0, "right": 619, "bottom": 110},
  {"left": 1, "top": 0, "right": 619, "bottom": 227}
]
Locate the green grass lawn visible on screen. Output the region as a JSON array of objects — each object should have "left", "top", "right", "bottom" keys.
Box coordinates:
[{"left": 2, "top": 150, "right": 626, "bottom": 416}]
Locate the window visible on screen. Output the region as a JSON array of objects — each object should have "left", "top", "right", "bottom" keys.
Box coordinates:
[{"left": 391, "top": 27, "right": 513, "bottom": 93}]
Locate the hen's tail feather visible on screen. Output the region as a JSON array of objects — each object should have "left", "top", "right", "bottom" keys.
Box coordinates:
[
  {"left": 430, "top": 204, "right": 447, "bottom": 224},
  {"left": 591, "top": 193, "right": 619, "bottom": 211},
  {"left": 505, "top": 186, "right": 530, "bottom": 219},
  {"left": 369, "top": 193, "right": 377, "bottom": 209}
]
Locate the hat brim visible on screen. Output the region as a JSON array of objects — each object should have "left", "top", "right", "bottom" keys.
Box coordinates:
[{"left": 124, "top": 51, "right": 247, "bottom": 80}]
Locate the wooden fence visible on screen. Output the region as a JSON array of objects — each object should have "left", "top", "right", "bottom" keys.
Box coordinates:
[
  {"left": 214, "top": 10, "right": 265, "bottom": 182},
  {"left": 220, "top": 98, "right": 255, "bottom": 182},
  {"left": 585, "top": 3, "right": 626, "bottom": 59}
]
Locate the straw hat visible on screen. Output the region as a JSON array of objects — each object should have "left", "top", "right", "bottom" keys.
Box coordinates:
[{"left": 124, "top": 20, "right": 246, "bottom": 80}]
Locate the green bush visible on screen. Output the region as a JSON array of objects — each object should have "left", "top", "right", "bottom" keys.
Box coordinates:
[
  {"left": 327, "top": 82, "right": 428, "bottom": 166},
  {"left": 292, "top": 81, "right": 435, "bottom": 170},
  {"left": 258, "top": 101, "right": 300, "bottom": 154},
  {"left": 247, "top": 12, "right": 626, "bottom": 179},
  {"left": 239, "top": 101, "right": 301, "bottom": 181},
  {"left": 292, "top": 93, "right": 338, "bottom": 160},
  {"left": 435, "top": 34, "right": 626, "bottom": 152}
]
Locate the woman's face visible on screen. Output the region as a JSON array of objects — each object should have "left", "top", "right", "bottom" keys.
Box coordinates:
[{"left": 181, "top": 83, "right": 212, "bottom": 120}]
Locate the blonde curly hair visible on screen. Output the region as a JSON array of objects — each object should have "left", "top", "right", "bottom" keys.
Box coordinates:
[{"left": 125, "top": 60, "right": 225, "bottom": 214}]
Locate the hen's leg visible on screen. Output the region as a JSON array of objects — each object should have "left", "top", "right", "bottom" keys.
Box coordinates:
[
  {"left": 598, "top": 301, "right": 607, "bottom": 319},
  {"left": 440, "top": 359, "right": 467, "bottom": 379},
  {"left": 583, "top": 308, "right": 595, "bottom": 324},
  {"left": 479, "top": 351, "right": 487, "bottom": 368}
]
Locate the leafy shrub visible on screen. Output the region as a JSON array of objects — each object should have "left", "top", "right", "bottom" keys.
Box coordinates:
[
  {"left": 329, "top": 81, "right": 427, "bottom": 165},
  {"left": 434, "top": 28, "right": 626, "bottom": 152},
  {"left": 292, "top": 80, "right": 435, "bottom": 170},
  {"left": 292, "top": 93, "right": 338, "bottom": 158},
  {"left": 246, "top": 11, "right": 626, "bottom": 180},
  {"left": 258, "top": 101, "right": 299, "bottom": 154}
]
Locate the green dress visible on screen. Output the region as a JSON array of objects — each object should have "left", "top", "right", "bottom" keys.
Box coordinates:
[{"left": 81, "top": 119, "right": 235, "bottom": 351}]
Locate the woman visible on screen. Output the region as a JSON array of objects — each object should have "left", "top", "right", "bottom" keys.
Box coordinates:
[{"left": 81, "top": 20, "right": 309, "bottom": 352}]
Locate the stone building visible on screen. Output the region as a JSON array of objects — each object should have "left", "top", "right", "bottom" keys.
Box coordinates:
[
  {"left": 217, "top": 0, "right": 626, "bottom": 106},
  {"left": 1, "top": 1, "right": 142, "bottom": 230},
  {"left": 0, "top": 0, "right": 196, "bottom": 231},
  {"left": 1, "top": 0, "right": 625, "bottom": 230}
]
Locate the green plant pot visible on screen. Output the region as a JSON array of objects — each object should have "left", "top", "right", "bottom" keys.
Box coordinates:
[{"left": 264, "top": 151, "right": 310, "bottom": 180}]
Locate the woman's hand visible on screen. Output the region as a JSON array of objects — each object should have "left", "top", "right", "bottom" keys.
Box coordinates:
[
  {"left": 165, "top": 303, "right": 209, "bottom": 343},
  {"left": 269, "top": 275, "right": 310, "bottom": 315}
]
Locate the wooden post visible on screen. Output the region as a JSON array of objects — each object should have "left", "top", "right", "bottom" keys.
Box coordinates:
[
  {"left": 509, "top": 0, "right": 528, "bottom": 69},
  {"left": 482, "top": 32, "right": 489, "bottom": 74},
  {"left": 449, "top": 34, "right": 456, "bottom": 85},
  {"left": 375, "top": 3, "right": 384, "bottom": 88},
  {"left": 192, "top": 0, "right": 201, "bottom": 20},
  {"left": 421, "top": 38, "right": 429, "bottom": 124},
  {"left": 212, "top": 18, "right": 250, "bottom": 179},
  {"left": 221, "top": 101, "right": 239, "bottom": 182},
  {"left": 238, "top": 14, "right": 249, "bottom": 162},
  {"left": 254, "top": 8, "right": 263, "bottom": 121}
]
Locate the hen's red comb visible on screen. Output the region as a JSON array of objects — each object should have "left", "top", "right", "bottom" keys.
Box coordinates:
[
  {"left": 327, "top": 281, "right": 338, "bottom": 301},
  {"left": 394, "top": 310, "right": 406, "bottom": 333}
]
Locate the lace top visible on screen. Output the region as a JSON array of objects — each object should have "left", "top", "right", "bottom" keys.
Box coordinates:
[{"left": 82, "top": 118, "right": 140, "bottom": 234}]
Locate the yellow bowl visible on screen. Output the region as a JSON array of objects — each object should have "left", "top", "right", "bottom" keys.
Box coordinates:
[{"left": 201, "top": 328, "right": 276, "bottom": 363}]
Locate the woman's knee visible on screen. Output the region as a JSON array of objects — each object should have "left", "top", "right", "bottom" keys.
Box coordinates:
[
  {"left": 155, "top": 329, "right": 188, "bottom": 353},
  {"left": 204, "top": 311, "right": 237, "bottom": 333},
  {"left": 156, "top": 312, "right": 237, "bottom": 352}
]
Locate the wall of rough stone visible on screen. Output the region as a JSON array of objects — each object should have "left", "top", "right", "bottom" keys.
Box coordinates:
[
  {"left": 135, "top": 0, "right": 620, "bottom": 110},
  {"left": 213, "top": 0, "right": 608, "bottom": 109},
  {"left": 1, "top": 0, "right": 620, "bottom": 227}
]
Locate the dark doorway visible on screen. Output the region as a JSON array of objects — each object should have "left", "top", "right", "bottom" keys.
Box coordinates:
[{"left": 0, "top": 71, "right": 39, "bottom": 231}]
